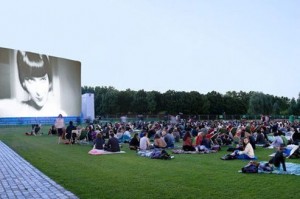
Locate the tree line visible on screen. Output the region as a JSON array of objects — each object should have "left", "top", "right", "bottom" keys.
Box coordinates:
[{"left": 82, "top": 86, "right": 300, "bottom": 116}]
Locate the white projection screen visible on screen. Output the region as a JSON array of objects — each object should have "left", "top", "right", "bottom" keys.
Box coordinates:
[{"left": 0, "top": 47, "right": 81, "bottom": 122}]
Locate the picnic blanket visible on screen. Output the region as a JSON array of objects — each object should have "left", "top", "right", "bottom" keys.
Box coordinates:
[
  {"left": 258, "top": 162, "right": 300, "bottom": 175},
  {"left": 172, "top": 149, "right": 217, "bottom": 154},
  {"left": 269, "top": 144, "right": 299, "bottom": 158},
  {"left": 239, "top": 161, "right": 300, "bottom": 175},
  {"left": 88, "top": 149, "right": 126, "bottom": 155},
  {"left": 137, "top": 149, "right": 174, "bottom": 159}
]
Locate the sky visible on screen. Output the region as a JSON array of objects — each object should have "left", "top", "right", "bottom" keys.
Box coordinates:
[{"left": 1, "top": 0, "right": 299, "bottom": 99}]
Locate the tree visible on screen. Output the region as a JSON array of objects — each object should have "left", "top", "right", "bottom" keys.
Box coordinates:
[
  {"left": 288, "top": 98, "right": 297, "bottom": 115},
  {"left": 248, "top": 92, "right": 272, "bottom": 115},
  {"left": 272, "top": 101, "right": 280, "bottom": 115},
  {"left": 146, "top": 91, "right": 157, "bottom": 114},
  {"left": 207, "top": 91, "right": 224, "bottom": 114},
  {"left": 162, "top": 90, "right": 177, "bottom": 114},
  {"left": 94, "top": 86, "right": 119, "bottom": 115},
  {"left": 131, "top": 90, "right": 148, "bottom": 114},
  {"left": 81, "top": 86, "right": 95, "bottom": 94},
  {"left": 296, "top": 93, "right": 300, "bottom": 115},
  {"left": 118, "top": 89, "right": 134, "bottom": 114}
]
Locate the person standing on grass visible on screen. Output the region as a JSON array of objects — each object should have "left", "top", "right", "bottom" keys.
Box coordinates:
[{"left": 55, "top": 114, "right": 65, "bottom": 144}]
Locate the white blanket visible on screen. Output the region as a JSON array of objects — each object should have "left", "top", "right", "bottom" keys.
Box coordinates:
[{"left": 88, "top": 149, "right": 126, "bottom": 155}]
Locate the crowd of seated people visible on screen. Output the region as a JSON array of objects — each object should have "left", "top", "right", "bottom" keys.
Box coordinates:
[
  {"left": 92, "top": 118, "right": 300, "bottom": 151},
  {"left": 27, "top": 116, "right": 300, "bottom": 167}
]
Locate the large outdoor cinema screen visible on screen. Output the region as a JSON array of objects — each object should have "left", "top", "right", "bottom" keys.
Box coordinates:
[{"left": 0, "top": 47, "right": 81, "bottom": 118}]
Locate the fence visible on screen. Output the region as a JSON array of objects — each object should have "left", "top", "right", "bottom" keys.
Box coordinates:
[
  {"left": 0, "top": 114, "right": 298, "bottom": 126},
  {"left": 95, "top": 114, "right": 299, "bottom": 123},
  {"left": 0, "top": 116, "right": 82, "bottom": 127}
]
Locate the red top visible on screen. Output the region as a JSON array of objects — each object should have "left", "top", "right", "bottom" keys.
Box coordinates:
[{"left": 195, "top": 135, "right": 203, "bottom": 146}]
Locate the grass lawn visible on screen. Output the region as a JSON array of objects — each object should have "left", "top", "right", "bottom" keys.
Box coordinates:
[{"left": 0, "top": 126, "right": 300, "bottom": 199}]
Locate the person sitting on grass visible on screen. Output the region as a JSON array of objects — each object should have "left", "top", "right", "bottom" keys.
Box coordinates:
[
  {"left": 255, "top": 128, "right": 267, "bottom": 145},
  {"left": 230, "top": 137, "right": 255, "bottom": 160},
  {"left": 65, "top": 121, "right": 76, "bottom": 144},
  {"left": 94, "top": 132, "right": 105, "bottom": 150},
  {"left": 139, "top": 132, "right": 151, "bottom": 151},
  {"left": 87, "top": 125, "right": 97, "bottom": 143},
  {"left": 25, "top": 124, "right": 41, "bottom": 136},
  {"left": 182, "top": 130, "right": 195, "bottom": 151},
  {"left": 154, "top": 133, "right": 167, "bottom": 149},
  {"left": 268, "top": 144, "right": 287, "bottom": 171},
  {"left": 48, "top": 125, "right": 57, "bottom": 135},
  {"left": 172, "top": 127, "right": 180, "bottom": 142},
  {"left": 292, "top": 127, "right": 300, "bottom": 145},
  {"left": 202, "top": 132, "right": 213, "bottom": 150},
  {"left": 129, "top": 133, "right": 140, "bottom": 150},
  {"left": 163, "top": 129, "right": 175, "bottom": 148},
  {"left": 195, "top": 132, "right": 203, "bottom": 147},
  {"left": 104, "top": 133, "right": 120, "bottom": 152},
  {"left": 122, "top": 126, "right": 132, "bottom": 143},
  {"left": 270, "top": 131, "right": 284, "bottom": 148}
]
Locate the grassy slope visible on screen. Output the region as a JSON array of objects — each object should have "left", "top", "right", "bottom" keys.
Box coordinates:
[{"left": 1, "top": 126, "right": 300, "bottom": 199}]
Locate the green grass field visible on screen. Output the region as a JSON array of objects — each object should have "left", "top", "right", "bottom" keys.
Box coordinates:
[{"left": 0, "top": 126, "right": 300, "bottom": 199}]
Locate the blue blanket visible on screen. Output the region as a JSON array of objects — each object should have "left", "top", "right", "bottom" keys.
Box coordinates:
[{"left": 258, "top": 161, "right": 300, "bottom": 176}]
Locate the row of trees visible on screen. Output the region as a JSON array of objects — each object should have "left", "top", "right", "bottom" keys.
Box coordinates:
[{"left": 82, "top": 86, "right": 300, "bottom": 116}]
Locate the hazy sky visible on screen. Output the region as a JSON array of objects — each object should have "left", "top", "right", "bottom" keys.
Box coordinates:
[{"left": 1, "top": 0, "right": 299, "bottom": 99}]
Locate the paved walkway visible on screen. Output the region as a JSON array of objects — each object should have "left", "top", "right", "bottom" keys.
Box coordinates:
[{"left": 0, "top": 141, "right": 78, "bottom": 199}]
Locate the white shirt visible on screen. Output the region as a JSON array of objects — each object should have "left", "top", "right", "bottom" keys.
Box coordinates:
[
  {"left": 139, "top": 136, "right": 150, "bottom": 150},
  {"left": 239, "top": 143, "right": 255, "bottom": 158},
  {"left": 55, "top": 118, "right": 65, "bottom": 129}
]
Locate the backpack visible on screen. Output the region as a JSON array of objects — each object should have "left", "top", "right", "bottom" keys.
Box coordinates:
[{"left": 241, "top": 164, "right": 258, "bottom": 173}]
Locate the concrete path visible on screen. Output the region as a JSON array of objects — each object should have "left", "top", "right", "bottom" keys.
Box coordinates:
[{"left": 0, "top": 141, "right": 78, "bottom": 199}]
